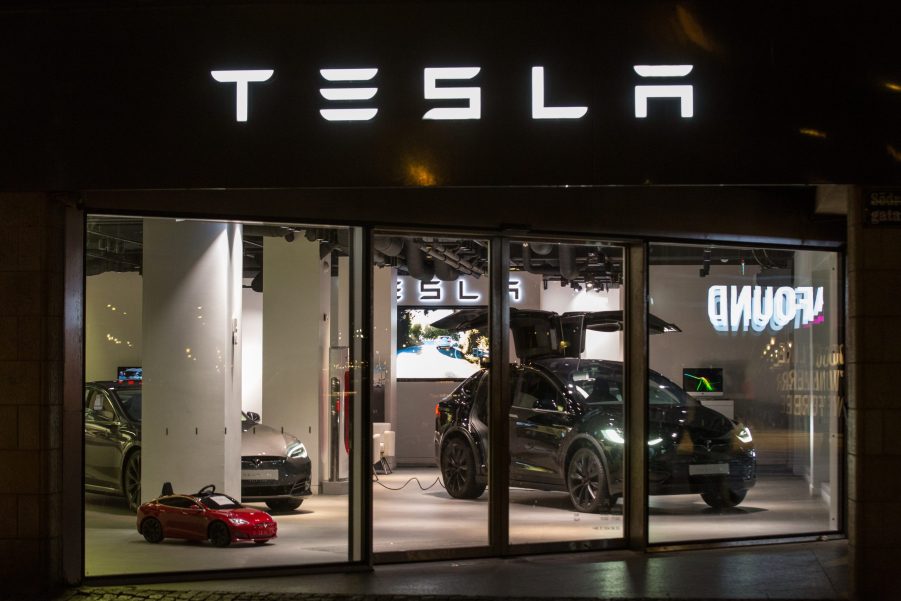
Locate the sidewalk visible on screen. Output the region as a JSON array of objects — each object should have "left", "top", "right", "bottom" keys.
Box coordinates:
[{"left": 49, "top": 539, "right": 847, "bottom": 601}]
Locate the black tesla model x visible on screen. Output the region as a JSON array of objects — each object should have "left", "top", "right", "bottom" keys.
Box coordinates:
[{"left": 432, "top": 309, "right": 757, "bottom": 512}]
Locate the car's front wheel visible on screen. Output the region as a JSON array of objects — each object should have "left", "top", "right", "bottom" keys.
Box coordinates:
[
  {"left": 122, "top": 449, "right": 141, "bottom": 512},
  {"left": 141, "top": 517, "right": 164, "bottom": 543},
  {"left": 441, "top": 437, "right": 485, "bottom": 499},
  {"left": 208, "top": 521, "right": 231, "bottom": 547},
  {"left": 265, "top": 498, "right": 302, "bottom": 512},
  {"left": 566, "top": 447, "right": 610, "bottom": 513},
  {"left": 701, "top": 486, "right": 747, "bottom": 509}
]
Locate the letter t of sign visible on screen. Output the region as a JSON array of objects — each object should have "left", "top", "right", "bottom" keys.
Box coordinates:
[
  {"left": 633, "top": 65, "right": 694, "bottom": 118},
  {"left": 211, "top": 69, "right": 274, "bottom": 122}
]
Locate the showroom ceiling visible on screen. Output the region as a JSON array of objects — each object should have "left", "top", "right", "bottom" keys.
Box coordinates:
[{"left": 86, "top": 217, "right": 795, "bottom": 292}]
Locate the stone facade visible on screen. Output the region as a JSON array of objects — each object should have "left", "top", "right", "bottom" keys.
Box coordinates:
[
  {"left": 3, "top": 189, "right": 901, "bottom": 599},
  {"left": 847, "top": 190, "right": 901, "bottom": 600},
  {"left": 0, "top": 193, "right": 65, "bottom": 596}
]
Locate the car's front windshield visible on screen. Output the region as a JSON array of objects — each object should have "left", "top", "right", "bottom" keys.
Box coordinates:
[
  {"left": 201, "top": 494, "right": 242, "bottom": 510},
  {"left": 649, "top": 373, "right": 699, "bottom": 407},
  {"left": 116, "top": 388, "right": 142, "bottom": 421},
  {"left": 568, "top": 367, "right": 622, "bottom": 406}
]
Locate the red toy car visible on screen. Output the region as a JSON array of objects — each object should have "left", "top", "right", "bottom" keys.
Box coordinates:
[{"left": 136, "top": 483, "right": 277, "bottom": 547}]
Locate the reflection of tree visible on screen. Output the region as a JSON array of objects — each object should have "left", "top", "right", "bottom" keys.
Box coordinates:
[
  {"left": 398, "top": 309, "right": 452, "bottom": 348},
  {"left": 462, "top": 331, "right": 490, "bottom": 365}
]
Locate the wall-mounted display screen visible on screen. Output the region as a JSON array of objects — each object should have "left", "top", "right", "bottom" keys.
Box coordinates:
[
  {"left": 116, "top": 366, "right": 142, "bottom": 382},
  {"left": 681, "top": 368, "right": 723, "bottom": 397},
  {"left": 396, "top": 307, "right": 487, "bottom": 380}
]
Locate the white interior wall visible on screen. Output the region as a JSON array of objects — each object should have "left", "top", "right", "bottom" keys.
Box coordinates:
[{"left": 85, "top": 271, "right": 143, "bottom": 382}]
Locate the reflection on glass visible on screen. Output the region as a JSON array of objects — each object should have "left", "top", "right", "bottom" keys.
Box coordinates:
[
  {"left": 649, "top": 244, "right": 841, "bottom": 543},
  {"left": 84, "top": 216, "right": 357, "bottom": 575},
  {"left": 372, "top": 235, "right": 490, "bottom": 553},
  {"left": 506, "top": 240, "right": 626, "bottom": 546}
]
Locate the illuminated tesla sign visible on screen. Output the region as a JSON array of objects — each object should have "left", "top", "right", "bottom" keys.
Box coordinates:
[
  {"left": 210, "top": 64, "right": 694, "bottom": 123},
  {"left": 707, "top": 285, "right": 825, "bottom": 333}
]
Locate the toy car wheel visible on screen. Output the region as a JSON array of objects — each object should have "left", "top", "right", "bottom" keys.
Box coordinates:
[
  {"left": 208, "top": 521, "right": 231, "bottom": 548},
  {"left": 567, "top": 447, "right": 610, "bottom": 513},
  {"left": 265, "top": 498, "right": 302, "bottom": 511},
  {"left": 141, "top": 517, "right": 164, "bottom": 543},
  {"left": 441, "top": 437, "right": 485, "bottom": 499},
  {"left": 123, "top": 450, "right": 141, "bottom": 512}
]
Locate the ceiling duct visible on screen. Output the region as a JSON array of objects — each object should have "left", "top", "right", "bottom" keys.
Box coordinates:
[
  {"left": 404, "top": 238, "right": 435, "bottom": 282},
  {"left": 521, "top": 243, "right": 559, "bottom": 275},
  {"left": 529, "top": 242, "right": 553, "bottom": 256},
  {"left": 374, "top": 236, "right": 405, "bottom": 257},
  {"left": 557, "top": 245, "right": 580, "bottom": 281}
]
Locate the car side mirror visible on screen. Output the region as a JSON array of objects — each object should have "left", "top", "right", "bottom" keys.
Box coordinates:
[{"left": 246, "top": 411, "right": 261, "bottom": 424}]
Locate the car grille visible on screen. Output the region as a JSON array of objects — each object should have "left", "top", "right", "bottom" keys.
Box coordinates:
[
  {"left": 241, "top": 455, "right": 310, "bottom": 497},
  {"left": 241, "top": 456, "right": 285, "bottom": 471}
]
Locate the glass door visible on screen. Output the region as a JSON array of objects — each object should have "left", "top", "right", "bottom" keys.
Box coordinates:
[
  {"left": 505, "top": 239, "right": 627, "bottom": 548},
  {"left": 371, "top": 233, "right": 491, "bottom": 556}
]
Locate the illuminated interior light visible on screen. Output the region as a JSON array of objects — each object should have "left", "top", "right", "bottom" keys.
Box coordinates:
[
  {"left": 405, "top": 162, "right": 438, "bottom": 186},
  {"left": 210, "top": 69, "right": 274, "bottom": 122},
  {"left": 799, "top": 128, "right": 827, "bottom": 139}
]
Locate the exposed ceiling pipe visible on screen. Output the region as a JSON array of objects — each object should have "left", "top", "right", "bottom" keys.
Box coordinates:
[
  {"left": 529, "top": 242, "right": 554, "bottom": 256},
  {"left": 558, "top": 245, "right": 580, "bottom": 280},
  {"left": 521, "top": 244, "right": 560, "bottom": 275},
  {"left": 374, "top": 236, "right": 405, "bottom": 257},
  {"left": 433, "top": 259, "right": 459, "bottom": 281},
  {"left": 404, "top": 238, "right": 435, "bottom": 282},
  {"left": 420, "top": 238, "right": 485, "bottom": 277}
]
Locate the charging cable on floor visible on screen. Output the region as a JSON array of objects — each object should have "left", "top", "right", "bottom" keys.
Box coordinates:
[{"left": 372, "top": 471, "right": 446, "bottom": 491}]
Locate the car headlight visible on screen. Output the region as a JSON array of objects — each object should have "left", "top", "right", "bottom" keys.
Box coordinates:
[
  {"left": 602, "top": 428, "right": 625, "bottom": 444},
  {"left": 736, "top": 426, "right": 753, "bottom": 444},
  {"left": 229, "top": 517, "right": 249, "bottom": 526},
  {"left": 287, "top": 439, "right": 308, "bottom": 459}
]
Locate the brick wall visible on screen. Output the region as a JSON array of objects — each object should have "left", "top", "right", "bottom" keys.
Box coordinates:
[
  {"left": 0, "top": 193, "right": 65, "bottom": 595},
  {"left": 848, "top": 190, "right": 901, "bottom": 600}
]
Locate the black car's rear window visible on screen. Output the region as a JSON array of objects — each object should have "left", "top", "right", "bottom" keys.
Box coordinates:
[{"left": 115, "top": 388, "right": 142, "bottom": 421}]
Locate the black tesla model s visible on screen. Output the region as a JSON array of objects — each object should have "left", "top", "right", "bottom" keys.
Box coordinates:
[{"left": 432, "top": 309, "right": 757, "bottom": 512}]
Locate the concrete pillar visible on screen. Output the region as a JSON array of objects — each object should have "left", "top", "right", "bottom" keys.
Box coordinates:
[
  {"left": 372, "top": 266, "right": 397, "bottom": 434},
  {"left": 848, "top": 188, "right": 901, "bottom": 600},
  {"left": 141, "top": 220, "right": 243, "bottom": 500},
  {"left": 262, "top": 237, "right": 324, "bottom": 491}
]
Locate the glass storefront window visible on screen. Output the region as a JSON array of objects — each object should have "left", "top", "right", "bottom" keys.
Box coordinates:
[
  {"left": 506, "top": 239, "right": 626, "bottom": 546},
  {"left": 372, "top": 234, "right": 491, "bottom": 554},
  {"left": 648, "top": 243, "right": 842, "bottom": 543},
  {"left": 84, "top": 216, "right": 362, "bottom": 575}
]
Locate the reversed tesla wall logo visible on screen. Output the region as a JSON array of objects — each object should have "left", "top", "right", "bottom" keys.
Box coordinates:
[
  {"left": 707, "top": 285, "right": 825, "bottom": 333},
  {"left": 210, "top": 64, "right": 694, "bottom": 123}
]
